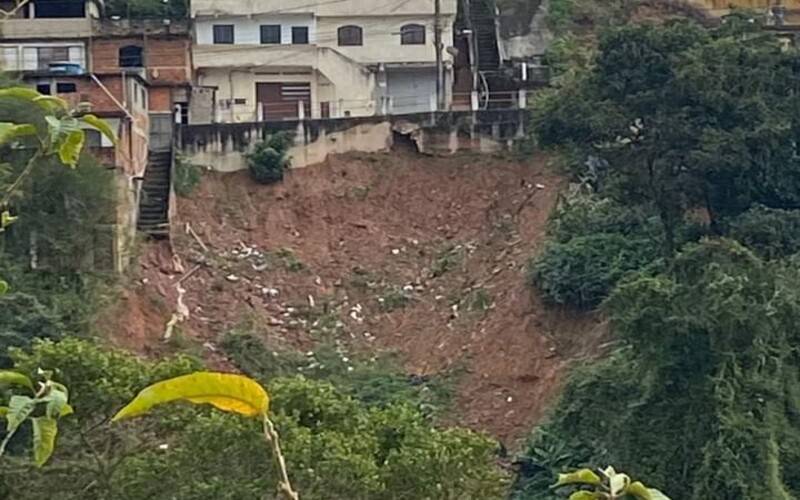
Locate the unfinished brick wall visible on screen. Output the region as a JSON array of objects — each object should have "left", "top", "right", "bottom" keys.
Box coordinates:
[{"left": 90, "top": 36, "right": 191, "bottom": 85}]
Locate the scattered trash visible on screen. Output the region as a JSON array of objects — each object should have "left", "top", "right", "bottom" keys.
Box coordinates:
[
  {"left": 391, "top": 248, "right": 401, "bottom": 255},
  {"left": 225, "top": 274, "right": 240, "bottom": 282},
  {"left": 535, "top": 183, "right": 545, "bottom": 190},
  {"left": 308, "top": 295, "right": 316, "bottom": 308}
]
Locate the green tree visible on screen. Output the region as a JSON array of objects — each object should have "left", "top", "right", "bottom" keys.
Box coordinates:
[
  {"left": 516, "top": 239, "right": 800, "bottom": 499},
  {"left": 534, "top": 18, "right": 800, "bottom": 253}
]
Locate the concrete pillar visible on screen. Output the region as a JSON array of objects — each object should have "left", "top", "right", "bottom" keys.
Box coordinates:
[
  {"left": 380, "top": 96, "right": 388, "bottom": 115},
  {"left": 429, "top": 93, "right": 437, "bottom": 112},
  {"left": 470, "top": 91, "right": 479, "bottom": 111},
  {"left": 297, "top": 100, "right": 306, "bottom": 120},
  {"left": 518, "top": 89, "right": 527, "bottom": 109}
]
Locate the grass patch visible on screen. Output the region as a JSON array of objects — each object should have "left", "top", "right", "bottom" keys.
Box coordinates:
[
  {"left": 430, "top": 244, "right": 467, "bottom": 278},
  {"left": 377, "top": 286, "right": 413, "bottom": 312},
  {"left": 222, "top": 331, "right": 453, "bottom": 415}
]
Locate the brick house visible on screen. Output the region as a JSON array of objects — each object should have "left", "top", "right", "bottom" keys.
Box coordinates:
[{"left": 0, "top": 0, "right": 195, "bottom": 266}]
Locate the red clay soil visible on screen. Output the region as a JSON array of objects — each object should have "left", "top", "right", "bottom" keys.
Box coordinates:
[{"left": 109, "top": 151, "right": 603, "bottom": 447}]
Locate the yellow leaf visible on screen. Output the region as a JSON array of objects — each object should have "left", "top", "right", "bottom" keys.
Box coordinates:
[
  {"left": 58, "top": 129, "right": 84, "bottom": 167},
  {"left": 569, "top": 492, "right": 603, "bottom": 500},
  {"left": 112, "top": 372, "right": 269, "bottom": 422},
  {"left": 553, "top": 469, "right": 603, "bottom": 488},
  {"left": 31, "top": 416, "right": 57, "bottom": 467},
  {"left": 626, "top": 481, "right": 653, "bottom": 500}
]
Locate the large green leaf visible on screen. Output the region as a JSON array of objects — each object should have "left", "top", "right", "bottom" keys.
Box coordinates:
[
  {"left": 0, "top": 280, "right": 7, "bottom": 295},
  {"left": 31, "top": 416, "right": 57, "bottom": 467},
  {"left": 0, "top": 87, "right": 40, "bottom": 103},
  {"left": 0, "top": 122, "right": 37, "bottom": 146},
  {"left": 81, "top": 114, "right": 117, "bottom": 145},
  {"left": 33, "top": 95, "right": 68, "bottom": 113},
  {"left": 554, "top": 469, "right": 603, "bottom": 488},
  {"left": 0, "top": 371, "right": 34, "bottom": 392},
  {"left": 6, "top": 395, "right": 36, "bottom": 432},
  {"left": 112, "top": 372, "right": 270, "bottom": 421},
  {"left": 58, "top": 129, "right": 84, "bottom": 167},
  {"left": 44, "top": 387, "right": 69, "bottom": 419}
]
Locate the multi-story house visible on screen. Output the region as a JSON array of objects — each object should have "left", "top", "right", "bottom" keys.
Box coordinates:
[
  {"left": 191, "top": 0, "right": 457, "bottom": 122},
  {"left": 0, "top": 0, "right": 196, "bottom": 261}
]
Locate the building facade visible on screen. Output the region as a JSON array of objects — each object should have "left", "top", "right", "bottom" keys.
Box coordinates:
[{"left": 191, "top": 0, "right": 457, "bottom": 122}]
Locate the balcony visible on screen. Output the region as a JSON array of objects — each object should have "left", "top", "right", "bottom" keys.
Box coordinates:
[{"left": 0, "top": 18, "right": 93, "bottom": 39}]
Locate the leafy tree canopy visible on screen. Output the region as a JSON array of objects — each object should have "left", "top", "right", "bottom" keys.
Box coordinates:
[{"left": 534, "top": 17, "right": 800, "bottom": 252}]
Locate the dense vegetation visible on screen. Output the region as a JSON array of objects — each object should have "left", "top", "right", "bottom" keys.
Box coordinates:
[
  {"left": 519, "top": 10, "right": 800, "bottom": 500},
  {"left": 2, "top": 338, "right": 507, "bottom": 499}
]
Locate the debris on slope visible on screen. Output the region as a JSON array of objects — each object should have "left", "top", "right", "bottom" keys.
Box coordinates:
[{"left": 110, "top": 151, "right": 604, "bottom": 446}]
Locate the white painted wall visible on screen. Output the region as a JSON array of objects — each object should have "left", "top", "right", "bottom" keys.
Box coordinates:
[
  {"left": 195, "top": 15, "right": 316, "bottom": 45},
  {"left": 317, "top": 16, "right": 454, "bottom": 64},
  {"left": 192, "top": 0, "right": 457, "bottom": 18}
]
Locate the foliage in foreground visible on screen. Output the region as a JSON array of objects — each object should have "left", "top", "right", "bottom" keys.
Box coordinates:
[
  {"left": 1, "top": 339, "right": 507, "bottom": 500},
  {"left": 517, "top": 239, "right": 800, "bottom": 499}
]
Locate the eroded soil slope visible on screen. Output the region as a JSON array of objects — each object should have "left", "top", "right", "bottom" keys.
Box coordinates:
[{"left": 110, "top": 151, "right": 602, "bottom": 446}]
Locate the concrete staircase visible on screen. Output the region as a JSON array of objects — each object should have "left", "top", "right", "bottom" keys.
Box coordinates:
[
  {"left": 137, "top": 150, "right": 171, "bottom": 237},
  {"left": 471, "top": 0, "right": 501, "bottom": 71}
]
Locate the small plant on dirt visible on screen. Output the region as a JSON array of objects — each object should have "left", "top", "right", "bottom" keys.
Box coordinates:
[
  {"left": 173, "top": 154, "right": 203, "bottom": 197},
  {"left": 431, "top": 245, "right": 465, "bottom": 278},
  {"left": 246, "top": 132, "right": 292, "bottom": 185},
  {"left": 275, "top": 248, "right": 304, "bottom": 272},
  {"left": 465, "top": 287, "right": 493, "bottom": 312},
  {"left": 378, "top": 286, "right": 412, "bottom": 312}
]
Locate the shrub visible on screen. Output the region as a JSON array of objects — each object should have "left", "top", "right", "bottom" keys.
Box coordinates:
[
  {"left": 173, "top": 155, "right": 203, "bottom": 197},
  {"left": 246, "top": 132, "right": 292, "bottom": 185},
  {"left": 725, "top": 204, "right": 800, "bottom": 259},
  {"left": 547, "top": 193, "right": 659, "bottom": 243},
  {"left": 530, "top": 233, "right": 658, "bottom": 309}
]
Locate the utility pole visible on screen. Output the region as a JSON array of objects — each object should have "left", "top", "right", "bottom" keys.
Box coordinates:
[{"left": 434, "top": 0, "right": 445, "bottom": 111}]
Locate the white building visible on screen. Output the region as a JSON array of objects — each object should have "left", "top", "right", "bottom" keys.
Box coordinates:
[{"left": 191, "top": 0, "right": 457, "bottom": 122}]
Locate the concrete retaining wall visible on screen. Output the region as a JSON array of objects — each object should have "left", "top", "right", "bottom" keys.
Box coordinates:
[{"left": 177, "top": 109, "right": 531, "bottom": 171}]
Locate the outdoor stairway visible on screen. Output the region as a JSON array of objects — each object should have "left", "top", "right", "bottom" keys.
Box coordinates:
[
  {"left": 137, "top": 150, "right": 171, "bottom": 237},
  {"left": 470, "top": 0, "right": 500, "bottom": 71}
]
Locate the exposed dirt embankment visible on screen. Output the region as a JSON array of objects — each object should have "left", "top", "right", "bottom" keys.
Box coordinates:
[{"left": 108, "top": 151, "right": 603, "bottom": 446}]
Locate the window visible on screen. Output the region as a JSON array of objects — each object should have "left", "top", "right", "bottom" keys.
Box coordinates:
[
  {"left": 37, "top": 46, "right": 69, "bottom": 69},
  {"left": 260, "top": 24, "right": 281, "bottom": 44},
  {"left": 119, "top": 45, "right": 143, "bottom": 67},
  {"left": 291, "top": 26, "right": 309, "bottom": 45},
  {"left": 34, "top": 0, "right": 85, "bottom": 18},
  {"left": 400, "top": 24, "right": 425, "bottom": 45},
  {"left": 337, "top": 25, "right": 362, "bottom": 46},
  {"left": 213, "top": 25, "right": 234, "bottom": 44},
  {"left": 35, "top": 83, "right": 50, "bottom": 95},
  {"left": 85, "top": 130, "right": 102, "bottom": 148},
  {"left": 56, "top": 82, "right": 76, "bottom": 93}
]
